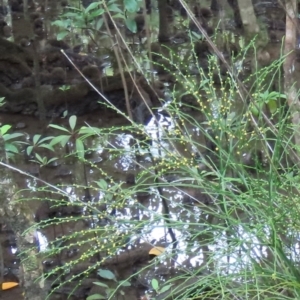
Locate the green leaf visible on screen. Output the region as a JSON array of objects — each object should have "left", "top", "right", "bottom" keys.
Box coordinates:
[
  {"left": 33, "top": 134, "right": 41, "bottom": 145},
  {"left": 97, "top": 269, "right": 116, "bottom": 280},
  {"left": 89, "top": 8, "right": 105, "bottom": 18},
  {"left": 39, "top": 144, "right": 55, "bottom": 152},
  {"left": 49, "top": 124, "right": 70, "bottom": 133},
  {"left": 125, "top": 18, "right": 137, "bottom": 33},
  {"left": 151, "top": 278, "right": 159, "bottom": 290},
  {"left": 79, "top": 126, "right": 101, "bottom": 136},
  {"left": 39, "top": 136, "right": 54, "bottom": 144},
  {"left": 105, "top": 193, "right": 113, "bottom": 201},
  {"left": 69, "top": 115, "right": 77, "bottom": 131},
  {"left": 48, "top": 157, "right": 58, "bottom": 164},
  {"left": 50, "top": 135, "right": 70, "bottom": 147},
  {"left": 96, "top": 179, "right": 108, "bottom": 190},
  {"left": 35, "top": 153, "right": 44, "bottom": 163},
  {"left": 124, "top": 0, "right": 138, "bottom": 13},
  {"left": 61, "top": 12, "right": 81, "bottom": 18},
  {"left": 57, "top": 31, "right": 69, "bottom": 41},
  {"left": 26, "top": 145, "right": 33, "bottom": 156},
  {"left": 268, "top": 99, "right": 278, "bottom": 114},
  {"left": 250, "top": 102, "right": 264, "bottom": 117},
  {"left": 112, "top": 13, "right": 125, "bottom": 19},
  {"left": 0, "top": 125, "right": 11, "bottom": 135},
  {"left": 3, "top": 133, "right": 23, "bottom": 141},
  {"left": 52, "top": 20, "right": 66, "bottom": 28},
  {"left": 159, "top": 283, "right": 173, "bottom": 293},
  {"left": 92, "top": 282, "right": 109, "bottom": 288},
  {"left": 76, "top": 139, "right": 85, "bottom": 159},
  {"left": 107, "top": 3, "right": 123, "bottom": 13},
  {"left": 0, "top": 97, "right": 5, "bottom": 106},
  {"left": 95, "top": 17, "right": 104, "bottom": 30},
  {"left": 86, "top": 294, "right": 106, "bottom": 300},
  {"left": 5, "top": 143, "right": 19, "bottom": 154},
  {"left": 63, "top": 110, "right": 68, "bottom": 118},
  {"left": 85, "top": 2, "right": 101, "bottom": 13},
  {"left": 120, "top": 280, "right": 131, "bottom": 287}
]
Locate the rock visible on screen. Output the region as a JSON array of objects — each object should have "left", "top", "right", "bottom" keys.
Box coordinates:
[
  {"left": 54, "top": 166, "right": 72, "bottom": 178},
  {"left": 14, "top": 122, "right": 26, "bottom": 129}
]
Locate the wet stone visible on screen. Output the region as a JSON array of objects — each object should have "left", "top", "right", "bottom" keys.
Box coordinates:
[
  {"left": 54, "top": 166, "right": 73, "bottom": 178},
  {"left": 126, "top": 173, "right": 135, "bottom": 184},
  {"left": 45, "top": 159, "right": 61, "bottom": 168},
  {"left": 14, "top": 122, "right": 26, "bottom": 129},
  {"left": 26, "top": 164, "right": 40, "bottom": 176},
  {"left": 66, "top": 248, "right": 80, "bottom": 258},
  {"left": 89, "top": 156, "right": 103, "bottom": 164}
]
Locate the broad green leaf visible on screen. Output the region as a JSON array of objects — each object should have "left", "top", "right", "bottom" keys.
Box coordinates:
[
  {"left": 39, "top": 136, "right": 54, "bottom": 143},
  {"left": 92, "top": 282, "right": 109, "bottom": 288},
  {"left": 268, "top": 99, "right": 278, "bottom": 114},
  {"left": 26, "top": 145, "right": 34, "bottom": 156},
  {"left": 97, "top": 269, "right": 116, "bottom": 280},
  {"left": 49, "top": 124, "right": 70, "bottom": 133},
  {"left": 0, "top": 97, "right": 5, "bottom": 107},
  {"left": 57, "top": 31, "right": 69, "bottom": 41},
  {"left": 105, "top": 193, "right": 113, "bottom": 201},
  {"left": 95, "top": 17, "right": 104, "bottom": 30},
  {"left": 86, "top": 294, "right": 106, "bottom": 300},
  {"left": 39, "top": 144, "right": 55, "bottom": 152},
  {"left": 85, "top": 2, "right": 101, "bottom": 13},
  {"left": 69, "top": 115, "right": 77, "bottom": 131},
  {"left": 59, "top": 136, "right": 70, "bottom": 148},
  {"left": 0, "top": 125, "right": 11, "bottom": 135},
  {"left": 35, "top": 153, "right": 43, "bottom": 163},
  {"left": 125, "top": 18, "right": 137, "bottom": 33},
  {"left": 151, "top": 278, "right": 159, "bottom": 290},
  {"left": 124, "top": 0, "right": 138, "bottom": 13},
  {"left": 250, "top": 103, "right": 263, "bottom": 117},
  {"left": 89, "top": 8, "right": 105, "bottom": 18},
  {"left": 5, "top": 143, "right": 18, "bottom": 154},
  {"left": 48, "top": 157, "right": 58, "bottom": 164},
  {"left": 61, "top": 12, "right": 81, "bottom": 18},
  {"left": 76, "top": 139, "right": 85, "bottom": 159},
  {"left": 33, "top": 134, "right": 41, "bottom": 145},
  {"left": 63, "top": 110, "right": 68, "bottom": 118},
  {"left": 50, "top": 135, "right": 70, "bottom": 147},
  {"left": 120, "top": 280, "right": 131, "bottom": 287},
  {"left": 52, "top": 20, "right": 66, "bottom": 28},
  {"left": 3, "top": 133, "right": 23, "bottom": 141},
  {"left": 107, "top": 3, "right": 123, "bottom": 13},
  {"left": 160, "top": 283, "right": 173, "bottom": 293},
  {"left": 79, "top": 126, "right": 101, "bottom": 136},
  {"left": 96, "top": 179, "right": 108, "bottom": 190},
  {"left": 113, "top": 13, "right": 125, "bottom": 19}
]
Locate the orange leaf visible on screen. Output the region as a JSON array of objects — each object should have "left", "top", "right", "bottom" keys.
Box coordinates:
[
  {"left": 149, "top": 246, "right": 165, "bottom": 256},
  {"left": 1, "top": 282, "right": 19, "bottom": 290}
]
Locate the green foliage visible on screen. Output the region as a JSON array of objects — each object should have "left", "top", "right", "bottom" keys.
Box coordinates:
[
  {"left": 0, "top": 97, "right": 5, "bottom": 107},
  {"left": 52, "top": 0, "right": 141, "bottom": 41},
  {"left": 0, "top": 124, "right": 24, "bottom": 158}
]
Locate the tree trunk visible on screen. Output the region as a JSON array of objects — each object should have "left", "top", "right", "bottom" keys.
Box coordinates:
[
  {"left": 284, "top": 0, "right": 300, "bottom": 149},
  {"left": 158, "top": 0, "right": 170, "bottom": 43},
  {"left": 235, "top": 0, "right": 259, "bottom": 35}
]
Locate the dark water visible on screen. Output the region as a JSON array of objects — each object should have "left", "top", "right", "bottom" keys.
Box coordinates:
[{"left": 0, "top": 0, "right": 294, "bottom": 299}]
